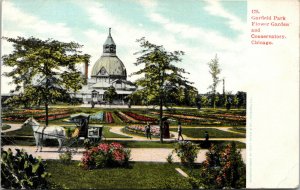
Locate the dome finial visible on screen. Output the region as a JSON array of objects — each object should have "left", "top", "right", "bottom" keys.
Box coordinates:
[{"left": 109, "top": 28, "right": 111, "bottom": 37}]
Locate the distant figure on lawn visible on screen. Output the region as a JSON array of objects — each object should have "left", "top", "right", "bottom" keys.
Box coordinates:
[
  {"left": 205, "top": 131, "right": 209, "bottom": 141},
  {"left": 145, "top": 122, "right": 151, "bottom": 139},
  {"left": 177, "top": 120, "right": 184, "bottom": 141}
]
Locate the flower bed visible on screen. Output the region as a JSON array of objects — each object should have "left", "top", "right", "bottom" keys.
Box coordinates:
[
  {"left": 211, "top": 114, "right": 246, "bottom": 121},
  {"left": 37, "top": 113, "right": 70, "bottom": 121},
  {"left": 114, "top": 111, "right": 137, "bottom": 123},
  {"left": 81, "top": 142, "right": 131, "bottom": 169},
  {"left": 3, "top": 109, "right": 71, "bottom": 122},
  {"left": 105, "top": 112, "right": 114, "bottom": 123},
  {"left": 123, "top": 112, "right": 157, "bottom": 123},
  {"left": 124, "top": 125, "right": 160, "bottom": 137}
]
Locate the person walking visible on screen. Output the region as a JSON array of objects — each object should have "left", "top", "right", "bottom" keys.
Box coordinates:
[
  {"left": 177, "top": 120, "right": 184, "bottom": 141},
  {"left": 205, "top": 131, "right": 209, "bottom": 141},
  {"left": 145, "top": 122, "right": 151, "bottom": 139}
]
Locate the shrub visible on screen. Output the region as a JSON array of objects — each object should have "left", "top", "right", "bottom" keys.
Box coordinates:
[
  {"left": 59, "top": 150, "right": 72, "bottom": 164},
  {"left": 166, "top": 153, "right": 173, "bottom": 164},
  {"left": 2, "top": 124, "right": 11, "bottom": 130},
  {"left": 81, "top": 142, "right": 131, "bottom": 169},
  {"left": 1, "top": 148, "right": 51, "bottom": 189},
  {"left": 173, "top": 141, "right": 200, "bottom": 166},
  {"left": 191, "top": 142, "right": 246, "bottom": 189}
]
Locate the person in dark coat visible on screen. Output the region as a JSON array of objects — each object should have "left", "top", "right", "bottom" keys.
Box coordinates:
[
  {"left": 205, "top": 131, "right": 209, "bottom": 141},
  {"left": 163, "top": 119, "right": 170, "bottom": 138},
  {"left": 177, "top": 120, "right": 184, "bottom": 141},
  {"left": 145, "top": 122, "right": 151, "bottom": 139}
]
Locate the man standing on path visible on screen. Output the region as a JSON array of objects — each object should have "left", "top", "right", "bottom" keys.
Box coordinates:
[
  {"left": 145, "top": 122, "right": 151, "bottom": 139},
  {"left": 177, "top": 120, "right": 184, "bottom": 141},
  {"left": 205, "top": 131, "right": 209, "bottom": 141}
]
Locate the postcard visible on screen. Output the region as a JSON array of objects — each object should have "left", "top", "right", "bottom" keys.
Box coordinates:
[{"left": 0, "top": 0, "right": 298, "bottom": 189}]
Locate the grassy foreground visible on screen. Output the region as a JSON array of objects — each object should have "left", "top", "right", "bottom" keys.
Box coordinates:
[{"left": 46, "top": 160, "right": 192, "bottom": 189}]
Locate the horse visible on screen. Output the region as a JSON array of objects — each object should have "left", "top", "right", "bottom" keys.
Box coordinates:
[{"left": 23, "top": 117, "right": 66, "bottom": 152}]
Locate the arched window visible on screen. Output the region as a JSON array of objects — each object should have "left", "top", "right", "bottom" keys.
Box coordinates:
[{"left": 99, "top": 67, "right": 107, "bottom": 75}]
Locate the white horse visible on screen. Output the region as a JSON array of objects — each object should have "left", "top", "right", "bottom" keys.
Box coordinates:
[{"left": 23, "top": 117, "right": 66, "bottom": 152}]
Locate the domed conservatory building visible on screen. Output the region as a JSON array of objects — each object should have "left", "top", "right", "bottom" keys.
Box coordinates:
[{"left": 75, "top": 28, "right": 136, "bottom": 104}]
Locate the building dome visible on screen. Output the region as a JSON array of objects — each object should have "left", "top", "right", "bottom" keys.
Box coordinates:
[
  {"left": 91, "top": 56, "right": 127, "bottom": 77},
  {"left": 91, "top": 28, "right": 127, "bottom": 78}
]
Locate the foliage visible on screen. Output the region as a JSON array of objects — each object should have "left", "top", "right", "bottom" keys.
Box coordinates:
[
  {"left": 200, "top": 95, "right": 209, "bottom": 107},
  {"left": 166, "top": 153, "right": 173, "bottom": 164},
  {"left": 173, "top": 141, "right": 200, "bottom": 166},
  {"left": 2, "top": 36, "right": 90, "bottom": 125},
  {"left": 104, "top": 86, "right": 117, "bottom": 104},
  {"left": 1, "top": 148, "right": 50, "bottom": 189},
  {"left": 207, "top": 55, "right": 221, "bottom": 109},
  {"left": 1, "top": 124, "right": 12, "bottom": 130},
  {"left": 81, "top": 142, "right": 131, "bottom": 169},
  {"left": 130, "top": 38, "right": 197, "bottom": 142},
  {"left": 131, "top": 38, "right": 197, "bottom": 106},
  {"left": 236, "top": 91, "right": 247, "bottom": 108},
  {"left": 190, "top": 142, "right": 246, "bottom": 189},
  {"left": 59, "top": 150, "right": 73, "bottom": 165}
]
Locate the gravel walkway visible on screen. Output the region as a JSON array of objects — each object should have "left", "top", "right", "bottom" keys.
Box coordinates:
[
  {"left": 2, "top": 145, "right": 246, "bottom": 163},
  {"left": 1, "top": 123, "right": 23, "bottom": 133}
]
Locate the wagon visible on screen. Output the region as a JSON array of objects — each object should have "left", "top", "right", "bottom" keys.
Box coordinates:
[{"left": 65, "top": 113, "right": 105, "bottom": 148}]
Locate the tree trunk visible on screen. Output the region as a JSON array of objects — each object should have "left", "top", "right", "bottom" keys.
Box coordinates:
[
  {"left": 159, "top": 96, "right": 163, "bottom": 143},
  {"left": 45, "top": 103, "right": 49, "bottom": 126},
  {"left": 159, "top": 70, "right": 165, "bottom": 143}
]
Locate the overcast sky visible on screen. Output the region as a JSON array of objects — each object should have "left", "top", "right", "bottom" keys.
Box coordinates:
[{"left": 1, "top": 0, "right": 248, "bottom": 94}]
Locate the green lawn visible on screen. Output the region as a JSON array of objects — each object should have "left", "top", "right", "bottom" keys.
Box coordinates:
[
  {"left": 5, "top": 124, "right": 33, "bottom": 136},
  {"left": 102, "top": 127, "right": 131, "bottom": 138},
  {"left": 170, "top": 128, "right": 246, "bottom": 138},
  {"left": 46, "top": 160, "right": 192, "bottom": 189},
  {"left": 229, "top": 127, "right": 246, "bottom": 133}
]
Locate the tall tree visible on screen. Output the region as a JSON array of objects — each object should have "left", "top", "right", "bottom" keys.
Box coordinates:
[
  {"left": 236, "top": 91, "right": 247, "bottom": 108},
  {"left": 131, "top": 37, "right": 192, "bottom": 142},
  {"left": 2, "top": 36, "right": 90, "bottom": 126},
  {"left": 104, "top": 86, "right": 117, "bottom": 104},
  {"left": 208, "top": 55, "right": 221, "bottom": 109}
]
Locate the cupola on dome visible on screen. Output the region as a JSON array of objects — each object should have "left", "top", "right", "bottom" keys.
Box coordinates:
[{"left": 91, "top": 28, "right": 127, "bottom": 78}]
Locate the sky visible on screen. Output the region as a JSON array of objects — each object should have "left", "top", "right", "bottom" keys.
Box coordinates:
[{"left": 1, "top": 0, "right": 248, "bottom": 94}]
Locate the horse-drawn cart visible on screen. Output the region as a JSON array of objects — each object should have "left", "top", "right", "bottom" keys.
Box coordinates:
[
  {"left": 69, "top": 113, "right": 103, "bottom": 139},
  {"left": 24, "top": 113, "right": 105, "bottom": 152}
]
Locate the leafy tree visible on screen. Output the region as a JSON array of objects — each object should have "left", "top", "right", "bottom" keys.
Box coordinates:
[
  {"left": 208, "top": 55, "right": 221, "bottom": 109},
  {"left": 236, "top": 91, "right": 247, "bottom": 108},
  {"left": 2, "top": 36, "right": 90, "bottom": 126},
  {"left": 131, "top": 37, "right": 193, "bottom": 142},
  {"left": 200, "top": 95, "right": 209, "bottom": 107},
  {"left": 232, "top": 95, "right": 239, "bottom": 108},
  {"left": 104, "top": 86, "right": 117, "bottom": 104},
  {"left": 183, "top": 85, "right": 198, "bottom": 106}
]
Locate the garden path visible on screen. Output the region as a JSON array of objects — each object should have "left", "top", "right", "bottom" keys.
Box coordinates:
[
  {"left": 208, "top": 126, "right": 245, "bottom": 134},
  {"left": 2, "top": 145, "right": 246, "bottom": 163},
  {"left": 109, "top": 127, "right": 246, "bottom": 143},
  {"left": 1, "top": 123, "right": 23, "bottom": 133}
]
